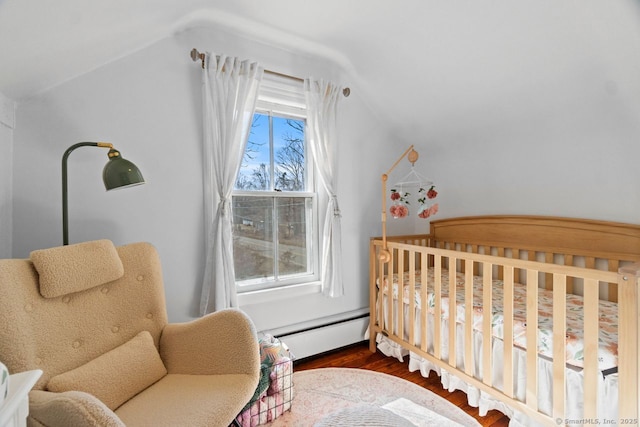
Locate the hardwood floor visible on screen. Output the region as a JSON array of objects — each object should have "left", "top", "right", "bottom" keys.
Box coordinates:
[{"left": 293, "top": 341, "right": 510, "bottom": 427}]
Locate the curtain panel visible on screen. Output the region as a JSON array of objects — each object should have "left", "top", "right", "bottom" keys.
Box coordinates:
[
  {"left": 304, "top": 78, "right": 345, "bottom": 297},
  {"left": 200, "top": 53, "right": 263, "bottom": 314}
]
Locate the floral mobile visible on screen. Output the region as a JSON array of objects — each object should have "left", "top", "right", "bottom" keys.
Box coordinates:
[
  {"left": 389, "top": 185, "right": 439, "bottom": 219},
  {"left": 379, "top": 145, "right": 439, "bottom": 263}
]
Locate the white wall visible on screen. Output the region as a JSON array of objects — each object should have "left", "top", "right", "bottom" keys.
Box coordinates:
[
  {"left": 12, "top": 25, "right": 392, "bottom": 338},
  {"left": 11, "top": 13, "right": 640, "bottom": 352},
  {"left": 381, "top": 1, "right": 640, "bottom": 235},
  {"left": 0, "top": 92, "right": 15, "bottom": 258}
]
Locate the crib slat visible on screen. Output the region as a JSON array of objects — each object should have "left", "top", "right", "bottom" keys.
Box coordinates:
[
  {"left": 471, "top": 245, "right": 480, "bottom": 275},
  {"left": 445, "top": 242, "right": 454, "bottom": 269},
  {"left": 527, "top": 251, "right": 537, "bottom": 288},
  {"left": 464, "top": 260, "right": 474, "bottom": 376},
  {"left": 582, "top": 278, "right": 599, "bottom": 421},
  {"left": 434, "top": 255, "right": 442, "bottom": 360},
  {"left": 398, "top": 250, "right": 405, "bottom": 342},
  {"left": 565, "top": 254, "right": 574, "bottom": 295},
  {"left": 449, "top": 256, "right": 458, "bottom": 368},
  {"left": 585, "top": 256, "right": 595, "bottom": 269},
  {"left": 526, "top": 270, "right": 539, "bottom": 411},
  {"left": 408, "top": 250, "right": 415, "bottom": 346},
  {"left": 608, "top": 259, "right": 619, "bottom": 303},
  {"left": 420, "top": 252, "right": 428, "bottom": 352},
  {"left": 482, "top": 262, "right": 493, "bottom": 387},
  {"left": 512, "top": 249, "right": 520, "bottom": 287},
  {"left": 618, "top": 265, "right": 640, "bottom": 423},
  {"left": 387, "top": 250, "right": 394, "bottom": 338},
  {"left": 552, "top": 274, "right": 567, "bottom": 421},
  {"left": 371, "top": 243, "right": 380, "bottom": 352},
  {"left": 378, "top": 253, "right": 385, "bottom": 333},
  {"left": 497, "top": 247, "right": 505, "bottom": 279},
  {"left": 502, "top": 266, "right": 514, "bottom": 398},
  {"left": 545, "top": 252, "right": 554, "bottom": 290}
]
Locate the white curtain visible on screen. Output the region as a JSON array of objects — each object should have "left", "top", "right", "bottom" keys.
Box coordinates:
[
  {"left": 304, "top": 78, "right": 344, "bottom": 297},
  {"left": 200, "top": 53, "right": 263, "bottom": 314}
]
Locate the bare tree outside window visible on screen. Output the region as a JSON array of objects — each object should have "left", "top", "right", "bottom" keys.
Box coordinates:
[
  {"left": 236, "top": 115, "right": 267, "bottom": 190},
  {"left": 275, "top": 119, "right": 305, "bottom": 191},
  {"left": 252, "top": 163, "right": 270, "bottom": 191}
]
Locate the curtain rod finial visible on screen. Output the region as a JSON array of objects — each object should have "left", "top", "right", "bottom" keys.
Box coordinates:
[{"left": 190, "top": 48, "right": 205, "bottom": 69}]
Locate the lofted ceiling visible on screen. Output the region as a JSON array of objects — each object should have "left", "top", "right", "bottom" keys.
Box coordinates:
[{"left": 1, "top": 0, "right": 640, "bottom": 142}]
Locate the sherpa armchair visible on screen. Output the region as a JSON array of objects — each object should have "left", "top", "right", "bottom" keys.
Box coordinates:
[{"left": 0, "top": 240, "right": 260, "bottom": 427}]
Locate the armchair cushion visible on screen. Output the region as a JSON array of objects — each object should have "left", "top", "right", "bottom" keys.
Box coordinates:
[
  {"left": 115, "top": 373, "right": 258, "bottom": 427},
  {"left": 30, "top": 239, "right": 124, "bottom": 298},
  {"left": 47, "top": 331, "right": 167, "bottom": 410}
]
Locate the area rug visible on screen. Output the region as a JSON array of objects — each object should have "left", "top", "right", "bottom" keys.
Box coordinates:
[{"left": 268, "top": 368, "right": 481, "bottom": 426}]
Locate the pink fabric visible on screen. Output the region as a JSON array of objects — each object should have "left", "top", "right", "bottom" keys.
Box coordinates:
[{"left": 235, "top": 335, "right": 294, "bottom": 427}]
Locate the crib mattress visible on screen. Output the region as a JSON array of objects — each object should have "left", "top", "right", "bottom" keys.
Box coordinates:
[{"left": 380, "top": 267, "right": 618, "bottom": 371}]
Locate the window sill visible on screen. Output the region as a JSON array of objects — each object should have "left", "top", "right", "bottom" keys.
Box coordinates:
[{"left": 237, "top": 281, "right": 322, "bottom": 306}]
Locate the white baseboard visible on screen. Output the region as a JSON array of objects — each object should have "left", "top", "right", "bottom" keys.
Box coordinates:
[{"left": 274, "top": 315, "right": 369, "bottom": 360}]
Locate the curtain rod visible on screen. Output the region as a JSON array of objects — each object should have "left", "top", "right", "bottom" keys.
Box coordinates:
[{"left": 190, "top": 48, "right": 350, "bottom": 97}]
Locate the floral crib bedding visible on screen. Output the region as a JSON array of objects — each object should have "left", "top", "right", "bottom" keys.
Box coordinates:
[{"left": 379, "top": 267, "right": 618, "bottom": 371}]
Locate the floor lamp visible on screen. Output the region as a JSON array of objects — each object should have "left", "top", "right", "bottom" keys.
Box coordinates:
[{"left": 62, "top": 142, "right": 145, "bottom": 245}]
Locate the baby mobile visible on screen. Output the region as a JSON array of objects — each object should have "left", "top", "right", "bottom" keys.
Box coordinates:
[
  {"left": 387, "top": 146, "right": 439, "bottom": 220},
  {"left": 389, "top": 185, "right": 438, "bottom": 219},
  {"left": 379, "top": 145, "right": 439, "bottom": 263}
]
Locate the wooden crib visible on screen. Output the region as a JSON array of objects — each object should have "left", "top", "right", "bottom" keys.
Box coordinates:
[{"left": 369, "top": 215, "right": 640, "bottom": 426}]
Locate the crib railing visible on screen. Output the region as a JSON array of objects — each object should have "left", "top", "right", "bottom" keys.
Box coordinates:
[{"left": 369, "top": 236, "right": 640, "bottom": 426}]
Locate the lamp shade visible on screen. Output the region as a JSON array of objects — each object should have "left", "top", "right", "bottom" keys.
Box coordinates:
[{"left": 102, "top": 148, "right": 145, "bottom": 190}]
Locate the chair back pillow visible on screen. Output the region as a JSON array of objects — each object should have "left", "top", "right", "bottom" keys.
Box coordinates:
[{"left": 31, "top": 239, "right": 124, "bottom": 298}]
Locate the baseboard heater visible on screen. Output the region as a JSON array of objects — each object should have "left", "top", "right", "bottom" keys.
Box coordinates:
[{"left": 268, "top": 311, "right": 370, "bottom": 360}]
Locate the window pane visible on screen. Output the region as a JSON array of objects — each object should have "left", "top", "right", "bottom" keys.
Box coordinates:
[
  {"left": 235, "top": 114, "right": 270, "bottom": 190},
  {"left": 274, "top": 116, "right": 305, "bottom": 191},
  {"left": 277, "top": 197, "right": 310, "bottom": 277},
  {"left": 233, "top": 196, "right": 274, "bottom": 281}
]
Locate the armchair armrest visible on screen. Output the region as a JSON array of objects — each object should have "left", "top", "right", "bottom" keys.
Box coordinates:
[
  {"left": 159, "top": 308, "right": 260, "bottom": 376},
  {"left": 29, "top": 390, "right": 125, "bottom": 427}
]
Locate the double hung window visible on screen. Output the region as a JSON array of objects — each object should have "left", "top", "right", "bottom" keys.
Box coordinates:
[{"left": 232, "top": 77, "right": 318, "bottom": 292}]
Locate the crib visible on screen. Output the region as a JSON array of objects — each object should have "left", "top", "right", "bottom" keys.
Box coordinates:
[{"left": 369, "top": 215, "right": 640, "bottom": 426}]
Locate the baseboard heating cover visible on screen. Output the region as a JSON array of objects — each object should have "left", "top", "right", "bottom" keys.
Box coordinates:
[{"left": 269, "top": 312, "right": 370, "bottom": 360}]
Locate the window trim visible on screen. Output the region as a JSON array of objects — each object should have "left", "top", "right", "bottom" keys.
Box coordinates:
[{"left": 236, "top": 280, "right": 322, "bottom": 306}]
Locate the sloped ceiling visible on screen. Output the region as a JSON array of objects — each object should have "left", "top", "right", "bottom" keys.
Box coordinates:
[{"left": 1, "top": 0, "right": 640, "bottom": 141}]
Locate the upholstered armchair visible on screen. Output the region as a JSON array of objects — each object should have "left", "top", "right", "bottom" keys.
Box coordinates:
[{"left": 0, "top": 240, "right": 260, "bottom": 427}]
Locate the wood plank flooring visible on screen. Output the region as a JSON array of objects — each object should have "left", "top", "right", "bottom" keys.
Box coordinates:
[{"left": 293, "top": 341, "right": 510, "bottom": 427}]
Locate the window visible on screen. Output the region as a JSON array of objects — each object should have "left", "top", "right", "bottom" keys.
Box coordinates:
[{"left": 232, "top": 78, "right": 318, "bottom": 292}]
